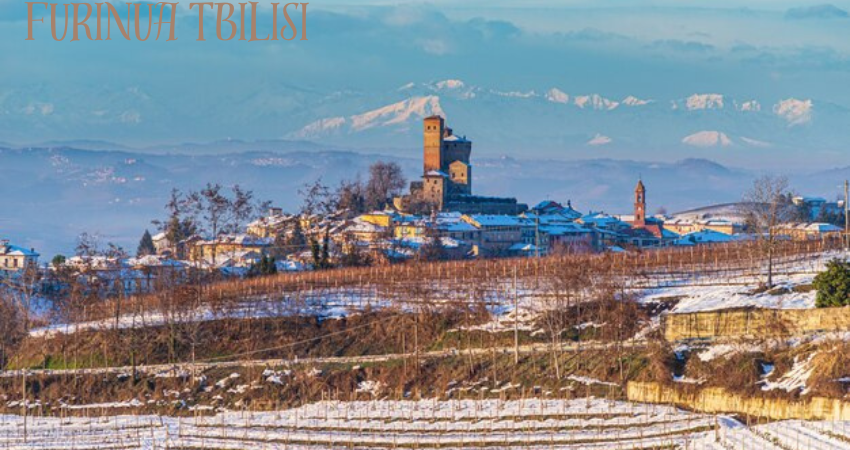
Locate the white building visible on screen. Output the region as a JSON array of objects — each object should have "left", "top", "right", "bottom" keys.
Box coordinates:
[{"left": 0, "top": 240, "right": 39, "bottom": 272}]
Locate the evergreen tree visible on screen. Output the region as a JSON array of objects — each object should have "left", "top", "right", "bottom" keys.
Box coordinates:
[
  {"left": 51, "top": 254, "right": 66, "bottom": 268},
  {"left": 310, "top": 237, "right": 322, "bottom": 269},
  {"left": 814, "top": 259, "right": 850, "bottom": 307},
  {"left": 284, "top": 219, "right": 307, "bottom": 251},
  {"left": 320, "top": 230, "right": 331, "bottom": 269},
  {"left": 137, "top": 229, "right": 156, "bottom": 257},
  {"left": 252, "top": 255, "right": 278, "bottom": 276}
]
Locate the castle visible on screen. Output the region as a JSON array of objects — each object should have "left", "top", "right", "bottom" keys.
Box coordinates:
[{"left": 394, "top": 116, "right": 526, "bottom": 215}]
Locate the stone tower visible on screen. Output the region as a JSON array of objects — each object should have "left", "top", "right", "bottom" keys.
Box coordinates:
[
  {"left": 634, "top": 179, "right": 646, "bottom": 228},
  {"left": 423, "top": 116, "right": 444, "bottom": 174}
]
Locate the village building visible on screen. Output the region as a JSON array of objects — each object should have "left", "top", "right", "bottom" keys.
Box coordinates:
[
  {"left": 662, "top": 218, "right": 743, "bottom": 236},
  {"left": 395, "top": 116, "right": 527, "bottom": 215},
  {"left": 0, "top": 240, "right": 39, "bottom": 272},
  {"left": 188, "top": 234, "right": 273, "bottom": 267},
  {"left": 460, "top": 214, "right": 533, "bottom": 256},
  {"left": 247, "top": 207, "right": 296, "bottom": 238},
  {"left": 674, "top": 229, "right": 740, "bottom": 246},
  {"left": 774, "top": 222, "right": 843, "bottom": 241}
]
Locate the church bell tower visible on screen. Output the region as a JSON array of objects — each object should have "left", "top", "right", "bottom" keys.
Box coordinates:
[{"left": 634, "top": 179, "right": 646, "bottom": 228}]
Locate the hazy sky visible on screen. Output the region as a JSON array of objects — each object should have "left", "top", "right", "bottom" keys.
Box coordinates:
[{"left": 2, "top": 0, "right": 850, "bottom": 163}]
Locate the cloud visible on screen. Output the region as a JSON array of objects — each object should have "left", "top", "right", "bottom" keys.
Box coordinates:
[{"left": 650, "top": 39, "right": 715, "bottom": 53}]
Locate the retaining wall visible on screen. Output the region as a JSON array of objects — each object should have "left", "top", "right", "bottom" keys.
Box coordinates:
[
  {"left": 663, "top": 307, "right": 850, "bottom": 341},
  {"left": 627, "top": 381, "right": 850, "bottom": 421}
]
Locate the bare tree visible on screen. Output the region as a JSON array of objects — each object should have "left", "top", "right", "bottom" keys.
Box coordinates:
[
  {"left": 152, "top": 188, "right": 198, "bottom": 257},
  {"left": 299, "top": 178, "right": 337, "bottom": 217},
  {"left": 739, "top": 175, "right": 795, "bottom": 288},
  {"left": 0, "top": 292, "right": 25, "bottom": 368},
  {"left": 336, "top": 178, "right": 367, "bottom": 217},
  {"left": 366, "top": 161, "right": 406, "bottom": 211},
  {"left": 184, "top": 183, "right": 268, "bottom": 265}
]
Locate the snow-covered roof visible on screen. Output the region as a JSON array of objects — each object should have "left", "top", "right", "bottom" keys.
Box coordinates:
[
  {"left": 248, "top": 212, "right": 295, "bottom": 229},
  {"left": 523, "top": 212, "right": 580, "bottom": 226},
  {"left": 675, "top": 229, "right": 735, "bottom": 246},
  {"left": 530, "top": 200, "right": 582, "bottom": 219},
  {"left": 463, "top": 215, "right": 530, "bottom": 228},
  {"left": 394, "top": 236, "right": 466, "bottom": 250},
  {"left": 579, "top": 213, "right": 626, "bottom": 228},
  {"left": 540, "top": 224, "right": 591, "bottom": 236},
  {"left": 443, "top": 135, "right": 469, "bottom": 143},
  {"left": 344, "top": 218, "right": 388, "bottom": 233},
  {"left": 197, "top": 235, "right": 273, "bottom": 246},
  {"left": 805, "top": 223, "right": 842, "bottom": 232},
  {"left": 439, "top": 220, "right": 478, "bottom": 233},
  {"left": 793, "top": 196, "right": 827, "bottom": 203},
  {"left": 777, "top": 222, "right": 843, "bottom": 233},
  {"left": 126, "top": 255, "right": 185, "bottom": 268},
  {"left": 0, "top": 244, "right": 39, "bottom": 257},
  {"left": 425, "top": 170, "right": 448, "bottom": 177}
]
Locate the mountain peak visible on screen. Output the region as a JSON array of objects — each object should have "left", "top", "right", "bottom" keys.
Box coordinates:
[{"left": 682, "top": 130, "right": 732, "bottom": 147}]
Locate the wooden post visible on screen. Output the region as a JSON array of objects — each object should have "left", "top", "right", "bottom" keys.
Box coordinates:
[{"left": 513, "top": 265, "right": 519, "bottom": 365}]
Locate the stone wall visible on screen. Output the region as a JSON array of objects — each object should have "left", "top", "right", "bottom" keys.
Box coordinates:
[
  {"left": 663, "top": 307, "right": 850, "bottom": 341},
  {"left": 627, "top": 381, "right": 850, "bottom": 421}
]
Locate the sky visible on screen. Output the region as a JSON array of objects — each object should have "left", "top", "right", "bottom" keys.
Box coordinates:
[{"left": 1, "top": 1, "right": 850, "bottom": 165}]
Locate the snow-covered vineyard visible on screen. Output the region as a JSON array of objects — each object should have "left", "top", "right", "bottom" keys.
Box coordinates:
[
  {"left": 30, "top": 244, "right": 846, "bottom": 339},
  {"left": 2, "top": 398, "right": 850, "bottom": 449}
]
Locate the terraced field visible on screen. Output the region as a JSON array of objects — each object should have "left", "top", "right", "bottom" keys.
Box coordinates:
[{"left": 2, "top": 398, "right": 850, "bottom": 449}]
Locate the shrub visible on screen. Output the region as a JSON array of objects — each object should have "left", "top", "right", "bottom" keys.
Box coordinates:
[{"left": 813, "top": 259, "right": 850, "bottom": 307}]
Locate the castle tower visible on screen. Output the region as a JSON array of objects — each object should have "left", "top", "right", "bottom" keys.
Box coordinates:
[
  {"left": 634, "top": 179, "right": 646, "bottom": 228},
  {"left": 423, "top": 116, "right": 444, "bottom": 174}
]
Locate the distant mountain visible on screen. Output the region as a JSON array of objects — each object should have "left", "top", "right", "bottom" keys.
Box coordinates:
[
  {"left": 0, "top": 141, "right": 761, "bottom": 256},
  {"left": 785, "top": 4, "right": 849, "bottom": 19},
  {"left": 3, "top": 141, "right": 849, "bottom": 257},
  {"left": 2, "top": 79, "right": 847, "bottom": 168}
]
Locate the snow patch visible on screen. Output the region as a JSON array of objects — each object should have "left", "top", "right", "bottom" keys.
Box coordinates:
[
  {"left": 574, "top": 94, "right": 619, "bottom": 110},
  {"left": 737, "top": 100, "right": 761, "bottom": 112},
  {"left": 684, "top": 94, "right": 724, "bottom": 110},
  {"left": 760, "top": 353, "right": 815, "bottom": 394},
  {"left": 545, "top": 88, "right": 569, "bottom": 104},
  {"left": 774, "top": 98, "right": 813, "bottom": 126},
  {"left": 622, "top": 95, "right": 651, "bottom": 106},
  {"left": 587, "top": 134, "right": 613, "bottom": 146},
  {"left": 434, "top": 79, "right": 465, "bottom": 90}
]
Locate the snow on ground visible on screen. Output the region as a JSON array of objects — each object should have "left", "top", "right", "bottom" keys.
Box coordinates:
[
  {"left": 29, "top": 251, "right": 846, "bottom": 338},
  {"left": 1, "top": 398, "right": 849, "bottom": 449},
  {"left": 760, "top": 353, "right": 816, "bottom": 394},
  {"left": 641, "top": 251, "right": 844, "bottom": 313},
  {"left": 696, "top": 342, "right": 766, "bottom": 362},
  {"left": 642, "top": 271, "right": 817, "bottom": 313}
]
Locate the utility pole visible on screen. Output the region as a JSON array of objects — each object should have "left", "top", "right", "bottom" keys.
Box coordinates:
[
  {"left": 534, "top": 215, "right": 540, "bottom": 259},
  {"left": 513, "top": 266, "right": 519, "bottom": 365},
  {"left": 21, "top": 369, "right": 27, "bottom": 443},
  {"left": 845, "top": 180, "right": 849, "bottom": 252}
]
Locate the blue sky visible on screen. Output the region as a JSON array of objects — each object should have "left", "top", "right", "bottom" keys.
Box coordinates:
[{"left": 2, "top": 1, "right": 850, "bottom": 166}]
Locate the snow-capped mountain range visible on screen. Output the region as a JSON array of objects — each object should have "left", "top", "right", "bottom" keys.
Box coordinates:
[
  {"left": 1, "top": 79, "right": 843, "bottom": 166},
  {"left": 282, "top": 80, "right": 834, "bottom": 160}
]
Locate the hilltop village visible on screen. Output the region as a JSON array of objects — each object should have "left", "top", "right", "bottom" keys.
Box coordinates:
[{"left": 1, "top": 116, "right": 846, "bottom": 291}]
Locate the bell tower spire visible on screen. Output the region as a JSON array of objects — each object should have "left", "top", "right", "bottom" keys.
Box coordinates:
[{"left": 634, "top": 179, "right": 646, "bottom": 228}]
